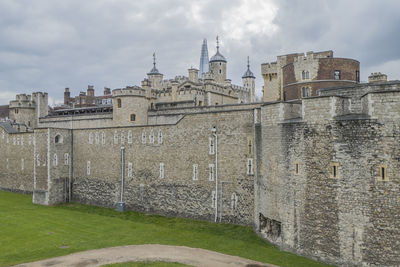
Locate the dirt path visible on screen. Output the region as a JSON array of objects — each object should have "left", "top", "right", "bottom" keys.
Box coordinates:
[{"left": 14, "top": 244, "right": 278, "bottom": 267}]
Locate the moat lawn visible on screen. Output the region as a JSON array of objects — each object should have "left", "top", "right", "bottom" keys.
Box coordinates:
[{"left": 0, "top": 191, "right": 331, "bottom": 267}]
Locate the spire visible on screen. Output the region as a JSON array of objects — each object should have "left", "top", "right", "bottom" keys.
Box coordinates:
[
  {"left": 210, "top": 35, "right": 226, "bottom": 63},
  {"left": 147, "top": 52, "right": 161, "bottom": 75},
  {"left": 242, "top": 56, "right": 255, "bottom": 78},
  {"left": 199, "top": 39, "right": 209, "bottom": 78}
]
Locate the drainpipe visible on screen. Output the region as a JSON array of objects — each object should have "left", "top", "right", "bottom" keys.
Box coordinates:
[
  {"left": 212, "top": 127, "right": 218, "bottom": 223},
  {"left": 117, "top": 146, "right": 126, "bottom": 212}
]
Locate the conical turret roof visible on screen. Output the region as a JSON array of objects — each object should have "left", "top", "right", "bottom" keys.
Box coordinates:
[
  {"left": 242, "top": 57, "right": 255, "bottom": 78},
  {"left": 210, "top": 36, "right": 227, "bottom": 63}
]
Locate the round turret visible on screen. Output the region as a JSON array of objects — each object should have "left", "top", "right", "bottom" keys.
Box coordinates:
[{"left": 112, "top": 87, "right": 149, "bottom": 125}]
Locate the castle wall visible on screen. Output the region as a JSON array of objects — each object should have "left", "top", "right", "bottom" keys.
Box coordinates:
[
  {"left": 255, "top": 94, "right": 400, "bottom": 266},
  {"left": 39, "top": 113, "right": 113, "bottom": 129},
  {"left": 70, "top": 109, "right": 256, "bottom": 225},
  {"left": 33, "top": 128, "right": 72, "bottom": 205},
  {"left": 0, "top": 130, "right": 34, "bottom": 193}
]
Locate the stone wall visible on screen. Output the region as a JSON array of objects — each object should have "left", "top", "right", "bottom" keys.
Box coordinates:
[
  {"left": 255, "top": 93, "right": 400, "bottom": 266},
  {"left": 0, "top": 129, "right": 34, "bottom": 193},
  {"left": 70, "top": 109, "right": 256, "bottom": 225}
]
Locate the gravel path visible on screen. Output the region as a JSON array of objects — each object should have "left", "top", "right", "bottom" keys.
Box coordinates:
[{"left": 14, "top": 244, "right": 278, "bottom": 267}]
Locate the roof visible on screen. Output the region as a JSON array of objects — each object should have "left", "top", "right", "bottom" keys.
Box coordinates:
[
  {"left": 0, "top": 105, "right": 9, "bottom": 119},
  {"left": 210, "top": 50, "right": 227, "bottom": 63},
  {"left": 0, "top": 121, "right": 17, "bottom": 133},
  {"left": 242, "top": 68, "right": 255, "bottom": 78},
  {"left": 147, "top": 66, "right": 161, "bottom": 75}
]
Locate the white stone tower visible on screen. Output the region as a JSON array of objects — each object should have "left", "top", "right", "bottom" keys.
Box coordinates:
[
  {"left": 209, "top": 36, "right": 227, "bottom": 84},
  {"left": 199, "top": 39, "right": 209, "bottom": 79},
  {"left": 147, "top": 52, "right": 163, "bottom": 90},
  {"left": 242, "top": 57, "right": 256, "bottom": 102}
]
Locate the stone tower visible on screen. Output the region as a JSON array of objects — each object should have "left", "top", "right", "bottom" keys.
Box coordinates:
[
  {"left": 199, "top": 39, "right": 209, "bottom": 79},
  {"left": 147, "top": 53, "right": 163, "bottom": 90},
  {"left": 209, "top": 36, "right": 227, "bottom": 84},
  {"left": 242, "top": 57, "right": 256, "bottom": 102},
  {"left": 112, "top": 87, "right": 149, "bottom": 126}
]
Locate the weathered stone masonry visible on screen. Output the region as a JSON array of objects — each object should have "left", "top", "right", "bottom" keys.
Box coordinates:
[{"left": 1, "top": 82, "right": 400, "bottom": 266}]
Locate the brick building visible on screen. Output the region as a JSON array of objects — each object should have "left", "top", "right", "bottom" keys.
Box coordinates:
[{"left": 261, "top": 50, "right": 360, "bottom": 101}]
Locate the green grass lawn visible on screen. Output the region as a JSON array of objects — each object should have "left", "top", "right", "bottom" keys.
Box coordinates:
[{"left": 0, "top": 191, "right": 330, "bottom": 267}]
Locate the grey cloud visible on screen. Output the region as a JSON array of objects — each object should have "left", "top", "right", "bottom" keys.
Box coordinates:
[{"left": 0, "top": 0, "right": 399, "bottom": 104}]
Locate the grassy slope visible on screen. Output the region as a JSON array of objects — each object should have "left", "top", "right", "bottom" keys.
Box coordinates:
[{"left": 0, "top": 191, "right": 330, "bottom": 267}]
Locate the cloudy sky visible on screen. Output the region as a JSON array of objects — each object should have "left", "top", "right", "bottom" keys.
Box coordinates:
[{"left": 0, "top": 0, "right": 399, "bottom": 105}]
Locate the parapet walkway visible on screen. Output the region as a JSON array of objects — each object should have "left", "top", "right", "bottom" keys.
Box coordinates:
[{"left": 15, "top": 244, "right": 277, "bottom": 267}]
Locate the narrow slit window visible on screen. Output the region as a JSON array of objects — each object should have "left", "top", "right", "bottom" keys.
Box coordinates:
[
  {"left": 209, "top": 137, "right": 215, "bottom": 155},
  {"left": 379, "top": 165, "right": 388, "bottom": 181},
  {"left": 330, "top": 162, "right": 339, "bottom": 178},
  {"left": 247, "top": 158, "right": 254, "bottom": 175},
  {"left": 294, "top": 162, "right": 299, "bottom": 175},
  {"left": 193, "top": 164, "right": 198, "bottom": 180}
]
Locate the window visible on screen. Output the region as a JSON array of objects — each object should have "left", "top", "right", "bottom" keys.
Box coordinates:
[
  {"left": 121, "top": 131, "right": 125, "bottom": 145},
  {"left": 231, "top": 193, "right": 238, "bottom": 210},
  {"left": 127, "top": 162, "right": 133, "bottom": 178},
  {"left": 101, "top": 132, "right": 106, "bottom": 145},
  {"left": 330, "top": 162, "right": 339, "bottom": 178},
  {"left": 193, "top": 164, "right": 198, "bottom": 180},
  {"left": 64, "top": 153, "right": 69, "bottom": 166},
  {"left": 294, "top": 162, "right": 299, "bottom": 175},
  {"left": 334, "top": 70, "right": 341, "bottom": 80},
  {"left": 306, "top": 71, "right": 309, "bottom": 79},
  {"left": 149, "top": 130, "right": 154, "bottom": 144},
  {"left": 158, "top": 130, "right": 163, "bottom": 144},
  {"left": 211, "top": 191, "right": 216, "bottom": 208},
  {"left": 114, "top": 131, "right": 118, "bottom": 145},
  {"left": 247, "top": 158, "right": 254, "bottom": 175},
  {"left": 209, "top": 137, "right": 215, "bottom": 155},
  {"left": 159, "top": 162, "right": 164, "bottom": 179},
  {"left": 117, "top": 98, "right": 122, "bottom": 108},
  {"left": 128, "top": 131, "right": 133, "bottom": 144},
  {"left": 219, "top": 69, "right": 221, "bottom": 74},
  {"left": 356, "top": 70, "right": 360, "bottom": 82},
  {"left": 130, "top": 114, "right": 136, "bottom": 121},
  {"left": 302, "top": 71, "right": 306, "bottom": 80},
  {"left": 142, "top": 131, "right": 146, "bottom": 144},
  {"left": 53, "top": 154, "right": 58, "bottom": 167},
  {"left": 21, "top": 158, "right": 24, "bottom": 170},
  {"left": 95, "top": 132, "right": 99, "bottom": 145},
  {"left": 209, "top": 164, "right": 215, "bottom": 181},
  {"left": 302, "top": 87, "right": 310, "bottom": 98},
  {"left": 87, "top": 161, "right": 91, "bottom": 175},
  {"left": 89, "top": 132, "right": 93, "bottom": 144},
  {"left": 248, "top": 138, "right": 253, "bottom": 155},
  {"left": 378, "top": 165, "right": 388, "bottom": 181}
]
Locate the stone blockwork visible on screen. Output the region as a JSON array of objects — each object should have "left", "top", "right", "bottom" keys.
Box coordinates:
[
  {"left": 71, "top": 109, "right": 256, "bottom": 225},
  {"left": 255, "top": 90, "right": 400, "bottom": 266},
  {"left": 2, "top": 80, "right": 400, "bottom": 266},
  {"left": 0, "top": 129, "right": 34, "bottom": 193}
]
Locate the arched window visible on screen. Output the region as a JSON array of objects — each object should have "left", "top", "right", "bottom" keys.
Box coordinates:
[
  {"left": 55, "top": 134, "right": 63, "bottom": 144},
  {"left": 117, "top": 98, "right": 122, "bottom": 108},
  {"left": 231, "top": 193, "right": 238, "bottom": 210},
  {"left": 302, "top": 71, "right": 306, "bottom": 80},
  {"left": 306, "top": 71, "right": 309, "bottom": 79}
]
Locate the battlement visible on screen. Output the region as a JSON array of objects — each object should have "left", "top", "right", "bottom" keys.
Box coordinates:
[{"left": 112, "top": 86, "right": 146, "bottom": 97}]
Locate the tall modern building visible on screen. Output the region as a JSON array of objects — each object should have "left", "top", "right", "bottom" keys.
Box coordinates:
[{"left": 198, "top": 39, "right": 209, "bottom": 79}]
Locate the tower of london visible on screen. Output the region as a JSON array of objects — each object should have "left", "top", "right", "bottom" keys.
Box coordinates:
[{"left": 1, "top": 41, "right": 399, "bottom": 267}]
